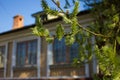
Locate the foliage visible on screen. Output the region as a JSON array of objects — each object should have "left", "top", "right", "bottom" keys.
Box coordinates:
[
  {"left": 32, "top": 16, "right": 49, "bottom": 37},
  {"left": 32, "top": 0, "right": 120, "bottom": 80},
  {"left": 86, "top": 0, "right": 120, "bottom": 79},
  {"left": 56, "top": 24, "right": 64, "bottom": 40},
  {"left": 32, "top": 16, "right": 54, "bottom": 43}
]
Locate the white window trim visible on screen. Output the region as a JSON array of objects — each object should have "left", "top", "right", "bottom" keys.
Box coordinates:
[
  {"left": 92, "top": 36, "right": 98, "bottom": 74},
  {"left": 11, "top": 36, "right": 41, "bottom": 78},
  {"left": 83, "top": 36, "right": 90, "bottom": 78},
  {"left": 84, "top": 47, "right": 90, "bottom": 78},
  {"left": 0, "top": 42, "right": 8, "bottom": 78},
  {"left": 37, "top": 37, "right": 41, "bottom": 78},
  {"left": 85, "top": 63, "right": 89, "bottom": 77},
  {"left": 47, "top": 43, "right": 53, "bottom": 78}
]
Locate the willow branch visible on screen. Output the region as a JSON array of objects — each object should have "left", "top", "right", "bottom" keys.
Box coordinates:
[
  {"left": 51, "top": 0, "right": 65, "bottom": 14},
  {"left": 77, "top": 23, "right": 111, "bottom": 38},
  {"left": 51, "top": 0, "right": 110, "bottom": 38}
]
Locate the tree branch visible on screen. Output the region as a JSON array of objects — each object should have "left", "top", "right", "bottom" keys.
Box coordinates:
[
  {"left": 77, "top": 23, "right": 111, "bottom": 38},
  {"left": 51, "top": 0, "right": 110, "bottom": 38},
  {"left": 51, "top": 0, "right": 65, "bottom": 13}
]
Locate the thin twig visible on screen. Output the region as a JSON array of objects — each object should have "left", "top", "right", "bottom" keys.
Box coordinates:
[
  {"left": 51, "top": 0, "right": 111, "bottom": 38},
  {"left": 51, "top": 0, "right": 65, "bottom": 14},
  {"left": 77, "top": 23, "right": 110, "bottom": 38}
]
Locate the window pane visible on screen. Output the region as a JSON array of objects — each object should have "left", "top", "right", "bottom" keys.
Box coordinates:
[
  {"left": 28, "top": 40, "right": 37, "bottom": 65},
  {"left": 16, "top": 42, "right": 26, "bottom": 66},
  {"left": 16, "top": 39, "right": 37, "bottom": 67},
  {"left": 53, "top": 38, "right": 66, "bottom": 64},
  {"left": 0, "top": 46, "right": 5, "bottom": 67},
  {"left": 70, "top": 42, "right": 79, "bottom": 62}
]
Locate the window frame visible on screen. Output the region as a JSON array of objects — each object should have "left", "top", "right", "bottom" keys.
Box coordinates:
[
  {"left": 11, "top": 36, "right": 41, "bottom": 78},
  {"left": 70, "top": 42, "right": 79, "bottom": 63},
  {"left": 53, "top": 38, "right": 79, "bottom": 64},
  {"left": 0, "top": 42, "right": 8, "bottom": 78},
  {"left": 16, "top": 39, "right": 38, "bottom": 67},
  {"left": 12, "top": 36, "right": 39, "bottom": 67},
  {"left": 0, "top": 45, "right": 6, "bottom": 68},
  {"left": 53, "top": 38, "right": 66, "bottom": 64}
]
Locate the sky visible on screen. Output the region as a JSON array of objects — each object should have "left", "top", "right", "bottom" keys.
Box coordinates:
[{"left": 0, "top": 0, "right": 85, "bottom": 33}]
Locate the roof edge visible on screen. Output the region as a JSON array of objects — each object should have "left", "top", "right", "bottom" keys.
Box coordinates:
[{"left": 0, "top": 10, "right": 90, "bottom": 36}]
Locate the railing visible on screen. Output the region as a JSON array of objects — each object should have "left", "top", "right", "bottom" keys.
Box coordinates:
[{"left": 0, "top": 77, "right": 93, "bottom": 80}]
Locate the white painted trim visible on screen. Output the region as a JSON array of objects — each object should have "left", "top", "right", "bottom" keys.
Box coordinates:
[
  {"left": 11, "top": 40, "right": 17, "bottom": 78},
  {"left": 4, "top": 43, "right": 8, "bottom": 78},
  {"left": 37, "top": 37, "right": 41, "bottom": 78},
  {"left": 93, "top": 55, "right": 98, "bottom": 73},
  {"left": 12, "top": 41, "right": 17, "bottom": 67},
  {"left": 82, "top": 37, "right": 90, "bottom": 78},
  {"left": 84, "top": 49, "right": 89, "bottom": 77},
  {"left": 92, "top": 36, "right": 98, "bottom": 74},
  {"left": 85, "top": 63, "right": 89, "bottom": 77},
  {"left": 46, "top": 45, "right": 49, "bottom": 78},
  {"left": 47, "top": 43, "right": 53, "bottom": 78}
]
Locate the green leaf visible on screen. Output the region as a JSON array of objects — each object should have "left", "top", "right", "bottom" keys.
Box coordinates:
[
  {"left": 70, "top": 1, "right": 79, "bottom": 18},
  {"left": 47, "top": 8, "right": 59, "bottom": 16},
  {"left": 38, "top": 28, "right": 45, "bottom": 36},
  {"left": 41, "top": 0, "right": 49, "bottom": 11},
  {"left": 113, "top": 14, "right": 119, "bottom": 23},
  {"left": 116, "top": 36, "right": 120, "bottom": 44},
  {"left": 36, "top": 16, "right": 43, "bottom": 27},
  {"left": 71, "top": 18, "right": 78, "bottom": 33},
  {"left": 56, "top": 24, "right": 64, "bottom": 40},
  {"left": 32, "top": 15, "right": 49, "bottom": 37},
  {"left": 46, "top": 37, "right": 54, "bottom": 43},
  {"left": 41, "top": 0, "right": 59, "bottom": 16},
  {"left": 32, "top": 26, "right": 39, "bottom": 36},
  {"left": 32, "top": 26, "right": 49, "bottom": 37},
  {"left": 65, "top": 35, "right": 75, "bottom": 45},
  {"left": 44, "top": 29, "right": 49, "bottom": 37}
]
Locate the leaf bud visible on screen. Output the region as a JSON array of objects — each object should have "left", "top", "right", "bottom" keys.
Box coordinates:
[{"left": 56, "top": 0, "right": 60, "bottom": 7}]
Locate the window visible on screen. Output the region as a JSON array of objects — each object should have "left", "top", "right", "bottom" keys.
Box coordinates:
[
  {"left": 16, "top": 39, "right": 37, "bottom": 66},
  {"left": 0, "top": 45, "right": 5, "bottom": 68},
  {"left": 53, "top": 38, "right": 66, "bottom": 64},
  {"left": 70, "top": 42, "right": 79, "bottom": 62},
  {"left": 53, "top": 38, "right": 79, "bottom": 64}
]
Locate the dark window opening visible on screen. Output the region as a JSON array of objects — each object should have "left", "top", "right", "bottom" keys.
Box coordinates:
[{"left": 16, "top": 39, "right": 37, "bottom": 67}]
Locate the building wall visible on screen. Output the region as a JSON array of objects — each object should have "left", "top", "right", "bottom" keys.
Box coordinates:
[
  {"left": 0, "top": 29, "right": 38, "bottom": 78},
  {"left": 6, "top": 42, "right": 13, "bottom": 77},
  {"left": 40, "top": 37, "right": 47, "bottom": 77},
  {"left": 50, "top": 64, "right": 85, "bottom": 77},
  {"left": 13, "top": 67, "right": 37, "bottom": 78},
  {"left": 0, "top": 68, "right": 4, "bottom": 77}
]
